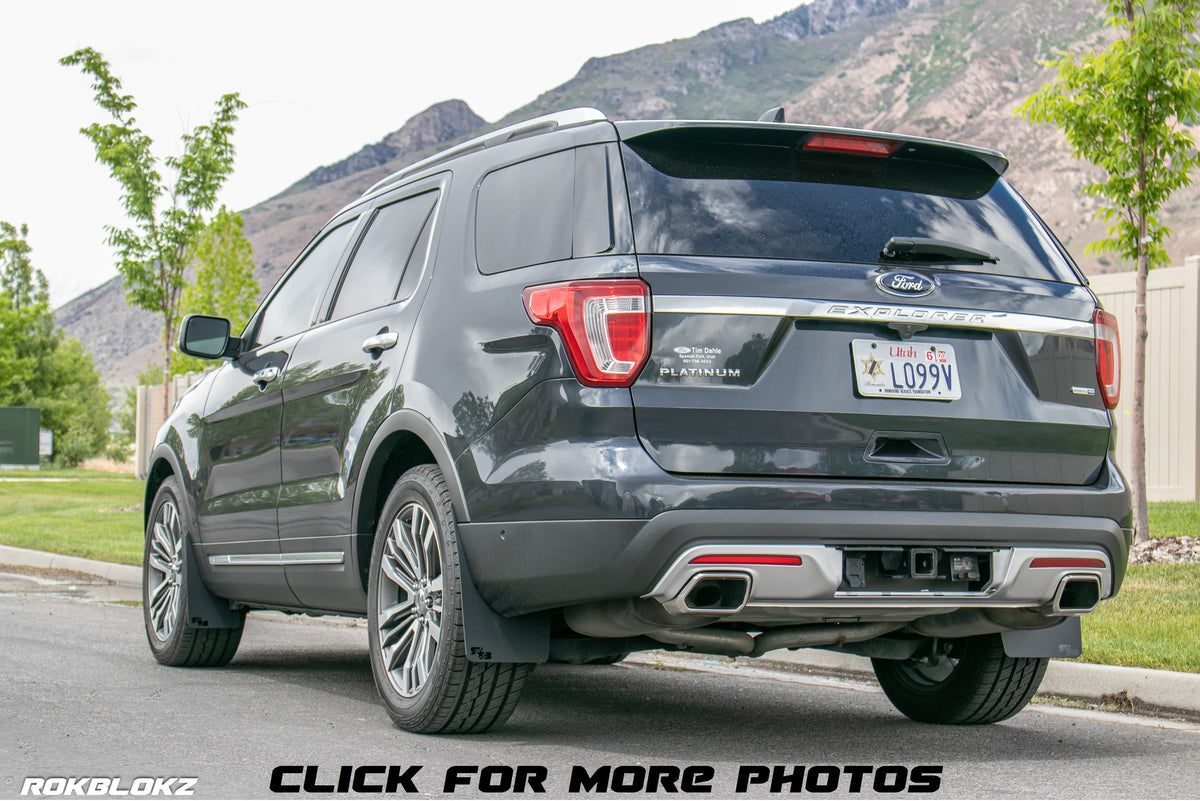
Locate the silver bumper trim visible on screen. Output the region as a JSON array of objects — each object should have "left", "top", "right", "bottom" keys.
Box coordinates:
[{"left": 645, "top": 545, "right": 1112, "bottom": 614}]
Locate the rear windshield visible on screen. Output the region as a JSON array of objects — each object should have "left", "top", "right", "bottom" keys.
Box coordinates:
[{"left": 621, "top": 134, "right": 1076, "bottom": 282}]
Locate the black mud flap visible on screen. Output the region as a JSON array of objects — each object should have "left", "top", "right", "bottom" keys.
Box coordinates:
[
  {"left": 184, "top": 533, "right": 243, "bottom": 629},
  {"left": 457, "top": 538, "right": 550, "bottom": 663},
  {"left": 1001, "top": 617, "right": 1082, "bottom": 658}
]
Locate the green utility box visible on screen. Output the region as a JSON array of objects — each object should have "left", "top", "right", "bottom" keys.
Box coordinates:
[{"left": 0, "top": 407, "right": 41, "bottom": 468}]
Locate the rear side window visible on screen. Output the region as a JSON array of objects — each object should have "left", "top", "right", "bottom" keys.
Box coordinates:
[
  {"left": 475, "top": 145, "right": 620, "bottom": 273},
  {"left": 256, "top": 220, "right": 355, "bottom": 345},
  {"left": 621, "top": 134, "right": 1076, "bottom": 282},
  {"left": 330, "top": 190, "right": 439, "bottom": 321}
]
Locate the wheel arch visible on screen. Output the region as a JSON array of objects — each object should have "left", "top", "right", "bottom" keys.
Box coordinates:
[
  {"left": 353, "top": 409, "right": 470, "bottom": 594},
  {"left": 143, "top": 446, "right": 184, "bottom": 529}
]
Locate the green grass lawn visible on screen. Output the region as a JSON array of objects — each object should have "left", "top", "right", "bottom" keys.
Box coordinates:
[
  {"left": 1148, "top": 500, "right": 1200, "bottom": 539},
  {"left": 0, "top": 471, "right": 143, "bottom": 565},
  {"left": 0, "top": 471, "right": 1197, "bottom": 672},
  {"left": 1080, "top": 562, "right": 1200, "bottom": 673}
]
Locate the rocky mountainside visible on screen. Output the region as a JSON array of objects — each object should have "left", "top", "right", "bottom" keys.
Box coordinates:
[{"left": 58, "top": 0, "right": 1200, "bottom": 383}]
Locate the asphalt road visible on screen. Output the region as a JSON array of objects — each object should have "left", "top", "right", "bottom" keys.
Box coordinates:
[{"left": 1, "top": 587, "right": 1198, "bottom": 800}]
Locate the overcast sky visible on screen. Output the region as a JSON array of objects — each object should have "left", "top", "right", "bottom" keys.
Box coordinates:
[{"left": 2, "top": 0, "right": 804, "bottom": 307}]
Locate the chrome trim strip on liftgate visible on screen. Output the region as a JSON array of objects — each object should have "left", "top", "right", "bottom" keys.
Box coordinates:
[
  {"left": 652, "top": 296, "right": 1095, "bottom": 339},
  {"left": 208, "top": 551, "right": 345, "bottom": 567}
]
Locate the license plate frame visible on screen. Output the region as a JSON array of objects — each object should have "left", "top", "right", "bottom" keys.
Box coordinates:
[{"left": 851, "top": 339, "right": 961, "bottom": 400}]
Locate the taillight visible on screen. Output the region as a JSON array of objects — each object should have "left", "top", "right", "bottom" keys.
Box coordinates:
[
  {"left": 523, "top": 279, "right": 650, "bottom": 387},
  {"left": 1094, "top": 308, "right": 1120, "bottom": 409},
  {"left": 802, "top": 133, "right": 901, "bottom": 157}
]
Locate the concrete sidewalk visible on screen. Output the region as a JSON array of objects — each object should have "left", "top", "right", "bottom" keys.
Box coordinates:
[{"left": 3, "top": 543, "right": 1198, "bottom": 717}]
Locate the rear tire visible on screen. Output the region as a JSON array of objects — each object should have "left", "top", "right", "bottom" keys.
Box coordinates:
[
  {"left": 872, "top": 634, "right": 1048, "bottom": 724},
  {"left": 367, "top": 464, "right": 532, "bottom": 733},
  {"left": 143, "top": 476, "right": 244, "bottom": 667}
]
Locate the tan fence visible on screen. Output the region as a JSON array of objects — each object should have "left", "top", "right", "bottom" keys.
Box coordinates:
[
  {"left": 134, "top": 369, "right": 212, "bottom": 479},
  {"left": 1091, "top": 258, "right": 1200, "bottom": 501}
]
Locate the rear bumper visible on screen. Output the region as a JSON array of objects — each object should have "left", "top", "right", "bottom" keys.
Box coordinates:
[{"left": 458, "top": 504, "right": 1132, "bottom": 616}]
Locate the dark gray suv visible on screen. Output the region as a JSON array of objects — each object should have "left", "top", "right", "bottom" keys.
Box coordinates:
[{"left": 144, "top": 108, "right": 1130, "bottom": 733}]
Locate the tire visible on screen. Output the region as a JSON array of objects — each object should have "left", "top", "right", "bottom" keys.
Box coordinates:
[
  {"left": 367, "top": 464, "right": 532, "bottom": 733},
  {"left": 872, "top": 634, "right": 1048, "bottom": 724},
  {"left": 143, "top": 476, "right": 244, "bottom": 667}
]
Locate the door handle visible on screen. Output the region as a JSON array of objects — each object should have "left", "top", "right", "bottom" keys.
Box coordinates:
[
  {"left": 362, "top": 332, "right": 400, "bottom": 353},
  {"left": 252, "top": 366, "right": 280, "bottom": 387}
]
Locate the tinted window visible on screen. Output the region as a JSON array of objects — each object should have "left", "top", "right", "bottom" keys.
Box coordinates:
[
  {"left": 477, "top": 150, "right": 573, "bottom": 273},
  {"left": 331, "top": 191, "right": 439, "bottom": 321},
  {"left": 621, "top": 138, "right": 1076, "bottom": 282},
  {"left": 572, "top": 144, "right": 615, "bottom": 257},
  {"left": 256, "top": 221, "right": 354, "bottom": 345}
]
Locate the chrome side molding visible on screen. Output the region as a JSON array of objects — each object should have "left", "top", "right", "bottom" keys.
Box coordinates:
[{"left": 208, "top": 551, "right": 345, "bottom": 567}]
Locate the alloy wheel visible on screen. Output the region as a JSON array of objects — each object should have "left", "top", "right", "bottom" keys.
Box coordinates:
[
  {"left": 146, "top": 499, "right": 184, "bottom": 641},
  {"left": 376, "top": 501, "right": 443, "bottom": 698}
]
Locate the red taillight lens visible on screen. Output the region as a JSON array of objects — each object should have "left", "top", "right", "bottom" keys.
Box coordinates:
[
  {"left": 523, "top": 279, "right": 650, "bottom": 387},
  {"left": 1094, "top": 308, "right": 1120, "bottom": 409},
  {"left": 802, "top": 133, "right": 901, "bottom": 157}
]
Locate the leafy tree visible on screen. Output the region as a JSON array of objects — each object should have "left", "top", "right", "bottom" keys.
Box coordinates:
[
  {"left": 0, "top": 222, "right": 110, "bottom": 465},
  {"left": 171, "top": 206, "right": 259, "bottom": 375},
  {"left": 1016, "top": 0, "right": 1200, "bottom": 543},
  {"left": 61, "top": 47, "right": 246, "bottom": 414}
]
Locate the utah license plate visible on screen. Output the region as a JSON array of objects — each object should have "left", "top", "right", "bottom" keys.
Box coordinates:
[{"left": 851, "top": 339, "right": 961, "bottom": 400}]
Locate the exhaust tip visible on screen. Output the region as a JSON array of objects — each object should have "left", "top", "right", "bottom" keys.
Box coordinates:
[
  {"left": 683, "top": 574, "right": 750, "bottom": 613},
  {"left": 1047, "top": 574, "right": 1101, "bottom": 615}
]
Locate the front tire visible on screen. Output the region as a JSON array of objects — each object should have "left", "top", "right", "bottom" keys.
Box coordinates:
[
  {"left": 367, "top": 464, "right": 531, "bottom": 733},
  {"left": 872, "top": 634, "right": 1048, "bottom": 724},
  {"left": 143, "top": 476, "right": 244, "bottom": 667}
]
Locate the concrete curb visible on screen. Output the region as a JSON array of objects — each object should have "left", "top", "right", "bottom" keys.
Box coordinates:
[
  {"left": 0, "top": 544, "right": 142, "bottom": 586},
  {"left": 756, "top": 644, "right": 1200, "bottom": 716},
  {"left": 1, "top": 545, "right": 1197, "bottom": 715}
]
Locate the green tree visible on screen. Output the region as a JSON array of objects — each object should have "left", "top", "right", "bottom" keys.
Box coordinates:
[
  {"left": 1016, "top": 0, "right": 1200, "bottom": 543},
  {"left": 0, "top": 222, "right": 110, "bottom": 465},
  {"left": 61, "top": 47, "right": 246, "bottom": 414},
  {"left": 171, "top": 206, "right": 259, "bottom": 375}
]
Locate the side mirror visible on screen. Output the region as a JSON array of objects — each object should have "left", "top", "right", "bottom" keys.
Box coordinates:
[{"left": 178, "top": 314, "right": 236, "bottom": 359}]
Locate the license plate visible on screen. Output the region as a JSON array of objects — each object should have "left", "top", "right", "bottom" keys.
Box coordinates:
[{"left": 851, "top": 339, "right": 961, "bottom": 400}]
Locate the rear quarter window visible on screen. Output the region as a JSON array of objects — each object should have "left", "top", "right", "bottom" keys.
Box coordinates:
[{"left": 475, "top": 145, "right": 623, "bottom": 274}]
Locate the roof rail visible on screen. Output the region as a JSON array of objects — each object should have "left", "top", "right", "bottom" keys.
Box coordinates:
[{"left": 362, "top": 107, "right": 610, "bottom": 198}]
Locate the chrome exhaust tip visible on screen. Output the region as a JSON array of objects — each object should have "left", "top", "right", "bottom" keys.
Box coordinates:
[
  {"left": 663, "top": 572, "right": 751, "bottom": 615},
  {"left": 1043, "top": 574, "right": 1102, "bottom": 615}
]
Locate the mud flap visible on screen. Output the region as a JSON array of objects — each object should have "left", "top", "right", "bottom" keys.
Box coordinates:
[
  {"left": 1001, "top": 617, "right": 1082, "bottom": 658},
  {"left": 184, "top": 533, "right": 243, "bottom": 629},
  {"left": 456, "top": 538, "right": 550, "bottom": 663}
]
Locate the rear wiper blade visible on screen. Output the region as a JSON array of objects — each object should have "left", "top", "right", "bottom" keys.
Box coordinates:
[{"left": 881, "top": 237, "right": 997, "bottom": 264}]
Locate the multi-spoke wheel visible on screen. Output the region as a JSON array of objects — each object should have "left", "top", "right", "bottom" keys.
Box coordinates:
[
  {"left": 143, "top": 476, "right": 244, "bottom": 667},
  {"left": 872, "top": 634, "right": 1049, "bottom": 724},
  {"left": 376, "top": 500, "right": 444, "bottom": 697},
  {"left": 146, "top": 495, "right": 184, "bottom": 642},
  {"left": 367, "top": 464, "right": 532, "bottom": 733}
]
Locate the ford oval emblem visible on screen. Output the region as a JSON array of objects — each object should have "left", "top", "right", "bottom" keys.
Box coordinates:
[{"left": 876, "top": 271, "right": 936, "bottom": 297}]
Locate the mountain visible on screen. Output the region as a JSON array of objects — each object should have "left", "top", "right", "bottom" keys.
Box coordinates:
[
  {"left": 56, "top": 100, "right": 489, "bottom": 383},
  {"left": 57, "top": 0, "right": 1200, "bottom": 384}
]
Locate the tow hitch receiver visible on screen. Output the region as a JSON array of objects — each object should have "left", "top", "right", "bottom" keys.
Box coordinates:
[{"left": 839, "top": 546, "right": 992, "bottom": 592}]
